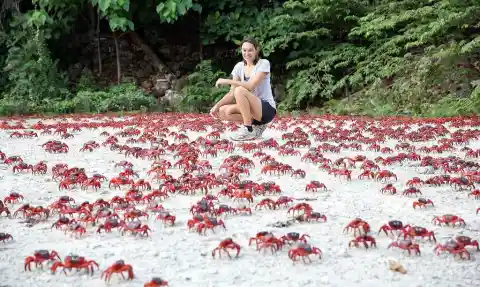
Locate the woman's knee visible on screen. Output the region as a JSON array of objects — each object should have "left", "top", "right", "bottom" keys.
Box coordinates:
[{"left": 234, "top": 86, "right": 249, "bottom": 98}]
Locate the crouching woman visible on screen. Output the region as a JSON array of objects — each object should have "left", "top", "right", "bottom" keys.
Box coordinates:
[{"left": 210, "top": 37, "right": 276, "bottom": 141}]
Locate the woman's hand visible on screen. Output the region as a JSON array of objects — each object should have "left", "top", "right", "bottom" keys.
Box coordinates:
[
  {"left": 215, "top": 78, "right": 228, "bottom": 88},
  {"left": 210, "top": 105, "right": 219, "bottom": 118}
]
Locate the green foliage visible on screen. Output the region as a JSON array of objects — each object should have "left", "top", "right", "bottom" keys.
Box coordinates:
[
  {"left": 200, "top": 0, "right": 282, "bottom": 45},
  {"left": 68, "top": 83, "right": 156, "bottom": 113},
  {"left": 3, "top": 18, "right": 71, "bottom": 105},
  {"left": 256, "top": 0, "right": 372, "bottom": 110},
  {"left": 156, "top": 0, "right": 200, "bottom": 23},
  {"left": 0, "top": 81, "right": 156, "bottom": 116},
  {"left": 1, "top": 0, "right": 480, "bottom": 118},
  {"left": 180, "top": 60, "right": 230, "bottom": 112}
]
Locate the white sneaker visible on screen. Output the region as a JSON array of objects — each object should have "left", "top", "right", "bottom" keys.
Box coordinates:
[
  {"left": 230, "top": 126, "right": 257, "bottom": 141},
  {"left": 253, "top": 124, "right": 267, "bottom": 138}
]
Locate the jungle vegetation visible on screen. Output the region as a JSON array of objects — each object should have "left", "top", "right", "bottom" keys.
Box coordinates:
[{"left": 0, "top": 0, "right": 479, "bottom": 117}]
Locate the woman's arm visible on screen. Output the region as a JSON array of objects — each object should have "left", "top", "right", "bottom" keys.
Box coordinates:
[
  {"left": 213, "top": 75, "right": 240, "bottom": 108},
  {"left": 218, "top": 72, "right": 268, "bottom": 92}
]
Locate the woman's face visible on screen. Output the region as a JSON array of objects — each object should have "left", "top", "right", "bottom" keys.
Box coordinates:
[{"left": 242, "top": 42, "right": 257, "bottom": 63}]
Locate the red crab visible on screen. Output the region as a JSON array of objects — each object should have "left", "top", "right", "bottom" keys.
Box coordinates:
[
  {"left": 115, "top": 161, "right": 133, "bottom": 169},
  {"left": 275, "top": 196, "right": 294, "bottom": 208},
  {"left": 380, "top": 184, "right": 396, "bottom": 194},
  {"left": 256, "top": 233, "right": 283, "bottom": 253},
  {"left": 434, "top": 240, "right": 470, "bottom": 260},
  {"left": 402, "top": 187, "right": 422, "bottom": 196},
  {"left": 4, "top": 156, "right": 22, "bottom": 165},
  {"left": 97, "top": 218, "right": 123, "bottom": 233},
  {"left": 288, "top": 243, "right": 322, "bottom": 263},
  {"left": 234, "top": 206, "right": 252, "bottom": 215},
  {"left": 450, "top": 177, "right": 475, "bottom": 190},
  {"left": 295, "top": 211, "right": 327, "bottom": 223},
  {"left": 413, "top": 198, "right": 434, "bottom": 209},
  {"left": 280, "top": 232, "right": 309, "bottom": 245},
  {"left": 13, "top": 162, "right": 33, "bottom": 173},
  {"left": 123, "top": 209, "right": 149, "bottom": 221},
  {"left": 329, "top": 168, "right": 352, "bottom": 180},
  {"left": 287, "top": 203, "right": 312, "bottom": 216},
  {"left": 51, "top": 254, "right": 99, "bottom": 275},
  {"left": 25, "top": 250, "right": 61, "bottom": 271},
  {"left": 156, "top": 211, "right": 176, "bottom": 226},
  {"left": 343, "top": 218, "right": 370, "bottom": 235},
  {"left": 406, "top": 177, "right": 423, "bottom": 187},
  {"left": 120, "top": 221, "right": 151, "bottom": 237},
  {"left": 400, "top": 225, "right": 436, "bottom": 242},
  {"left": 144, "top": 277, "right": 169, "bottom": 286},
  {"left": 375, "top": 170, "right": 397, "bottom": 182},
  {"left": 3, "top": 192, "right": 24, "bottom": 204},
  {"left": 32, "top": 161, "right": 48, "bottom": 175},
  {"left": 64, "top": 223, "right": 87, "bottom": 237},
  {"left": 468, "top": 190, "right": 480, "bottom": 199},
  {"left": 454, "top": 235, "right": 479, "bottom": 251},
  {"left": 349, "top": 235, "right": 377, "bottom": 249},
  {"left": 109, "top": 177, "right": 134, "bottom": 189},
  {"left": 254, "top": 182, "right": 281, "bottom": 194},
  {"left": 291, "top": 169, "right": 306, "bottom": 178},
  {"left": 358, "top": 170, "right": 375, "bottom": 180},
  {"left": 255, "top": 198, "right": 277, "bottom": 210},
  {"left": 305, "top": 181, "right": 327, "bottom": 192},
  {"left": 0, "top": 204, "right": 10, "bottom": 217},
  {"left": 101, "top": 260, "right": 134, "bottom": 282},
  {"left": 432, "top": 214, "right": 466, "bottom": 227},
  {"left": 0, "top": 232, "right": 13, "bottom": 242},
  {"left": 378, "top": 220, "right": 404, "bottom": 236},
  {"left": 196, "top": 217, "right": 226, "bottom": 235},
  {"left": 212, "top": 238, "right": 241, "bottom": 259},
  {"left": 249, "top": 231, "right": 277, "bottom": 250},
  {"left": 132, "top": 179, "right": 152, "bottom": 190},
  {"left": 388, "top": 239, "right": 421, "bottom": 255},
  {"left": 187, "top": 215, "right": 205, "bottom": 230},
  {"left": 51, "top": 217, "right": 76, "bottom": 230}
]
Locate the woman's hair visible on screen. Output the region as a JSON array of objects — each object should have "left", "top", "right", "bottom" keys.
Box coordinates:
[{"left": 241, "top": 37, "right": 260, "bottom": 65}]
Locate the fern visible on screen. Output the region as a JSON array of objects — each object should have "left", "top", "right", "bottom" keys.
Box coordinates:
[{"left": 179, "top": 60, "right": 230, "bottom": 112}]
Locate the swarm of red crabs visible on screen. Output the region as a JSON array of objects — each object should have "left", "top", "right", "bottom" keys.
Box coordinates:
[{"left": 0, "top": 113, "right": 478, "bottom": 286}]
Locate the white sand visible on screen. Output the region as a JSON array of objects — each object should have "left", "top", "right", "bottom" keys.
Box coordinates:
[{"left": 0, "top": 114, "right": 479, "bottom": 287}]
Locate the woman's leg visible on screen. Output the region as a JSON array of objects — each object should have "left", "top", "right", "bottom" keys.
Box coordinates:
[
  {"left": 218, "top": 104, "right": 243, "bottom": 123},
  {"left": 233, "top": 86, "right": 263, "bottom": 126},
  {"left": 218, "top": 102, "right": 261, "bottom": 124},
  {"left": 225, "top": 87, "right": 263, "bottom": 140}
]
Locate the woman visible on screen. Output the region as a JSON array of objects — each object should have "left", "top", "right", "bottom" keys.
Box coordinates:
[{"left": 210, "top": 37, "right": 277, "bottom": 141}]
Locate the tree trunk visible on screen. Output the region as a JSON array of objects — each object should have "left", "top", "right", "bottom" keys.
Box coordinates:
[
  {"left": 128, "top": 31, "right": 175, "bottom": 80},
  {"left": 87, "top": 4, "right": 101, "bottom": 74},
  {"left": 114, "top": 33, "right": 121, "bottom": 84},
  {"left": 96, "top": 9, "right": 102, "bottom": 75},
  {"left": 199, "top": 14, "right": 203, "bottom": 60}
]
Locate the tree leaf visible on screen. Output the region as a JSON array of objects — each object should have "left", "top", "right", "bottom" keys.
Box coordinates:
[
  {"left": 98, "top": 0, "right": 111, "bottom": 12},
  {"left": 191, "top": 3, "right": 202, "bottom": 13}
]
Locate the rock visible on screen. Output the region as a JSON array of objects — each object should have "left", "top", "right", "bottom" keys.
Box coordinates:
[
  {"left": 141, "top": 80, "right": 153, "bottom": 90},
  {"left": 160, "top": 89, "right": 184, "bottom": 106},
  {"left": 153, "top": 78, "right": 171, "bottom": 98},
  {"left": 172, "top": 75, "right": 189, "bottom": 91}
]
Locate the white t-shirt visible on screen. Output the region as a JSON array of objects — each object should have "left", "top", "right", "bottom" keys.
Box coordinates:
[{"left": 231, "top": 59, "right": 276, "bottom": 109}]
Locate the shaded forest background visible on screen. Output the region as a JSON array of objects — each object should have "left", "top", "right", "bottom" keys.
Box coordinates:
[{"left": 0, "top": 0, "right": 479, "bottom": 117}]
